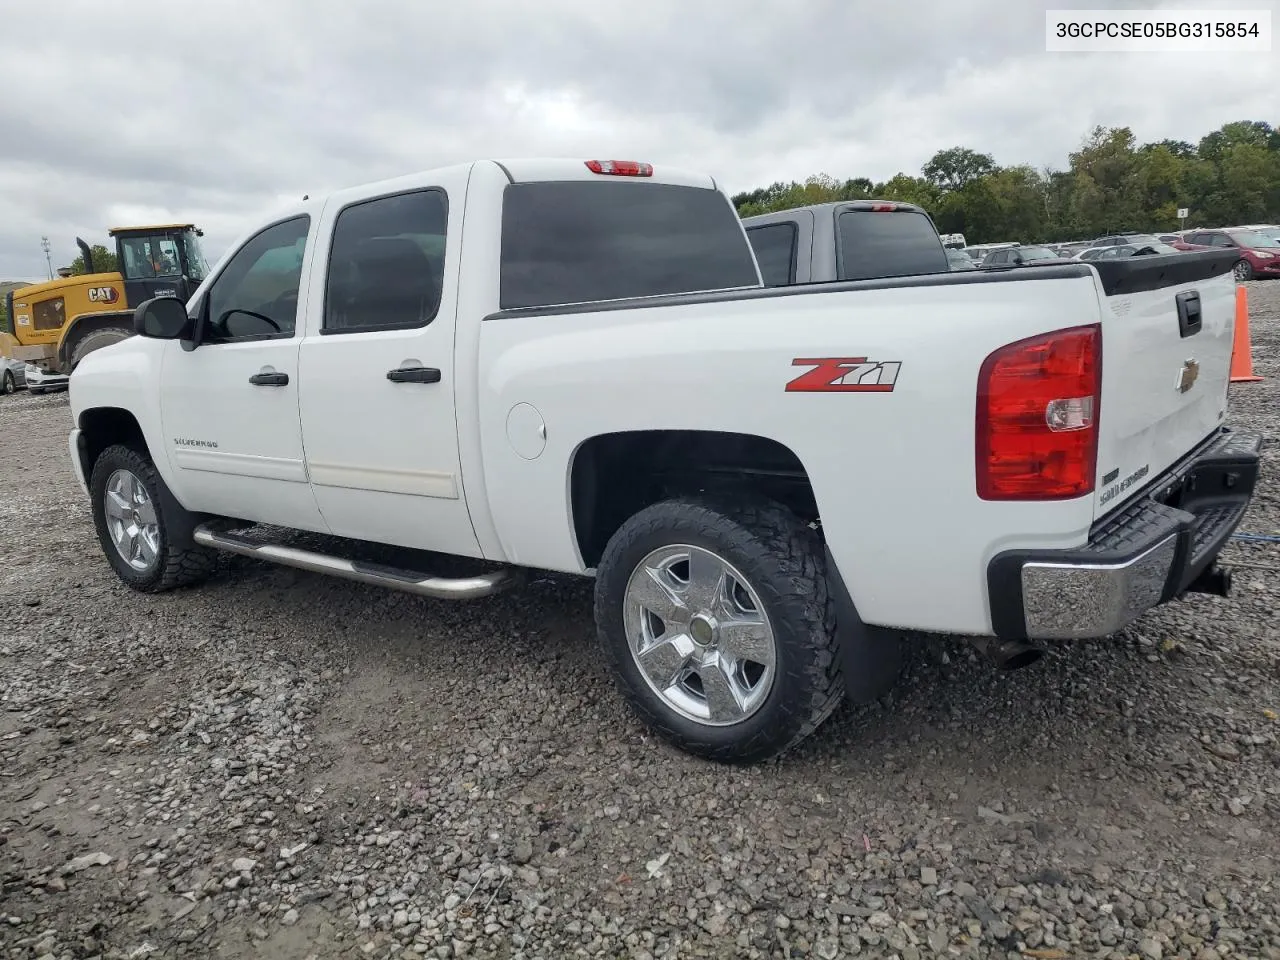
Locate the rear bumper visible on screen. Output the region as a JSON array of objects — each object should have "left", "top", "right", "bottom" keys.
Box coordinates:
[{"left": 987, "top": 428, "right": 1262, "bottom": 641}]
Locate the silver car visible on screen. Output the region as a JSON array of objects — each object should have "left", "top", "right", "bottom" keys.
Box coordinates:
[{"left": 2, "top": 356, "right": 26, "bottom": 396}]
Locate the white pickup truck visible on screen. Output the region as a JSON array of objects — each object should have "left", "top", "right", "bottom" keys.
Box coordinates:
[{"left": 66, "top": 157, "right": 1261, "bottom": 763}]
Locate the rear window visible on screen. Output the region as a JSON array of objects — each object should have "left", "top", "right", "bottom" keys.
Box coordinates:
[
  {"left": 499, "top": 181, "right": 760, "bottom": 310},
  {"left": 746, "top": 222, "right": 798, "bottom": 286},
  {"left": 836, "top": 209, "right": 949, "bottom": 282}
]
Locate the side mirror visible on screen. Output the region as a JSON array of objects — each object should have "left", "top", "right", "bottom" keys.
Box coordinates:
[{"left": 134, "top": 296, "right": 191, "bottom": 339}]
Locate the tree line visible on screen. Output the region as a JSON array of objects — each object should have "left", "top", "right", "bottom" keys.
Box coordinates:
[{"left": 732, "top": 121, "right": 1280, "bottom": 245}]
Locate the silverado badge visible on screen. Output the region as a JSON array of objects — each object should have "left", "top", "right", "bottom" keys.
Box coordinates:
[{"left": 1178, "top": 358, "right": 1199, "bottom": 394}]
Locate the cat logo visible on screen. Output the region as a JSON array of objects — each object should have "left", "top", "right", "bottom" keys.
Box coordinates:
[{"left": 87, "top": 286, "right": 120, "bottom": 304}]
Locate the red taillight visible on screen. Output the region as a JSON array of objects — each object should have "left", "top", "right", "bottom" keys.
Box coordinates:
[
  {"left": 585, "top": 160, "right": 653, "bottom": 177},
  {"left": 976, "top": 324, "right": 1102, "bottom": 501},
  {"left": 870, "top": 203, "right": 896, "bottom": 212}
]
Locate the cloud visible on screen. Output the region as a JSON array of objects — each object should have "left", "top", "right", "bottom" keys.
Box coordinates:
[{"left": 1, "top": 0, "right": 1275, "bottom": 278}]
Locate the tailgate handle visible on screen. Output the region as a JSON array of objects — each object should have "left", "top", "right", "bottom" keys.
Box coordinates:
[{"left": 1175, "top": 290, "right": 1202, "bottom": 339}]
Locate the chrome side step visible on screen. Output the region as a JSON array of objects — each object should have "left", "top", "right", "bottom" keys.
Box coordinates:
[{"left": 192, "top": 524, "right": 523, "bottom": 600}]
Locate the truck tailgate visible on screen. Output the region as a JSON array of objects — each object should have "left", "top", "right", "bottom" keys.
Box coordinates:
[{"left": 1089, "top": 249, "right": 1240, "bottom": 519}]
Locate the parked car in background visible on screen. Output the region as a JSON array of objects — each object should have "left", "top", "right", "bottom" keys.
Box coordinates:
[
  {"left": 979, "top": 245, "right": 1065, "bottom": 267},
  {"left": 24, "top": 362, "right": 69, "bottom": 394},
  {"left": 1089, "top": 233, "right": 1179, "bottom": 251},
  {"left": 962, "top": 242, "right": 1017, "bottom": 265},
  {"left": 945, "top": 247, "right": 977, "bottom": 270},
  {"left": 2, "top": 356, "right": 26, "bottom": 395},
  {"left": 1172, "top": 227, "right": 1280, "bottom": 280},
  {"left": 743, "top": 199, "right": 950, "bottom": 286}
]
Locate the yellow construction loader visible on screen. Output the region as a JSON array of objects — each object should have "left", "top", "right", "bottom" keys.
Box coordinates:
[{"left": 0, "top": 224, "right": 209, "bottom": 388}]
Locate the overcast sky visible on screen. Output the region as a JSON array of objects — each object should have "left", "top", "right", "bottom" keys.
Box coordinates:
[{"left": 1, "top": 0, "right": 1275, "bottom": 280}]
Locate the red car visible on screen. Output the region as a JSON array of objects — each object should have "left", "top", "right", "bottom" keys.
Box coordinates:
[{"left": 1171, "top": 227, "right": 1280, "bottom": 281}]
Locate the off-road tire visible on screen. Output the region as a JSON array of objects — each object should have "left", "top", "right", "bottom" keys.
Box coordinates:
[
  {"left": 71, "top": 326, "right": 132, "bottom": 369},
  {"left": 89, "top": 444, "right": 217, "bottom": 592},
  {"left": 2, "top": 371, "right": 14, "bottom": 395},
  {"left": 594, "top": 496, "right": 844, "bottom": 763}
]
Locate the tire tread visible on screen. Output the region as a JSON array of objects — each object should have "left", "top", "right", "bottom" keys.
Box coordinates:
[
  {"left": 89, "top": 444, "right": 217, "bottom": 592},
  {"left": 594, "top": 495, "right": 843, "bottom": 763}
]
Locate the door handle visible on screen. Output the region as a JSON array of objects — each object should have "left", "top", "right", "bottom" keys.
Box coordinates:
[
  {"left": 249, "top": 370, "right": 289, "bottom": 386},
  {"left": 387, "top": 365, "right": 442, "bottom": 384}
]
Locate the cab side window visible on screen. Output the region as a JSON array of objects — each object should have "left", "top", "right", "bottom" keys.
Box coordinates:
[
  {"left": 746, "top": 222, "right": 798, "bottom": 287},
  {"left": 323, "top": 189, "right": 448, "bottom": 334},
  {"left": 203, "top": 216, "right": 311, "bottom": 343}
]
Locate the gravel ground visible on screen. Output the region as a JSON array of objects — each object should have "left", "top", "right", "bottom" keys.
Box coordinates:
[{"left": 2, "top": 283, "right": 1278, "bottom": 960}]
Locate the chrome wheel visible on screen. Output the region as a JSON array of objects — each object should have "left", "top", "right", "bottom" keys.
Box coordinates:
[
  {"left": 623, "top": 544, "right": 776, "bottom": 726},
  {"left": 1234, "top": 260, "right": 1251, "bottom": 281},
  {"left": 104, "top": 468, "right": 160, "bottom": 572}
]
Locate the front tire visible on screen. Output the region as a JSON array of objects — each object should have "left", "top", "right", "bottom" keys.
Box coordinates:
[
  {"left": 594, "top": 496, "right": 843, "bottom": 763},
  {"left": 88, "top": 444, "right": 217, "bottom": 592},
  {"left": 1234, "top": 259, "right": 1253, "bottom": 282},
  {"left": 2, "top": 371, "right": 14, "bottom": 395}
]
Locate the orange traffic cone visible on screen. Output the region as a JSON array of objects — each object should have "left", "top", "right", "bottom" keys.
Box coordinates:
[{"left": 1230, "top": 284, "right": 1263, "bottom": 383}]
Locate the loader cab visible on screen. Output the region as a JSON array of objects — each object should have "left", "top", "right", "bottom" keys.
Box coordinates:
[{"left": 110, "top": 224, "right": 210, "bottom": 306}]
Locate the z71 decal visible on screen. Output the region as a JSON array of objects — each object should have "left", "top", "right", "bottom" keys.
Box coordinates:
[{"left": 785, "top": 357, "right": 902, "bottom": 393}]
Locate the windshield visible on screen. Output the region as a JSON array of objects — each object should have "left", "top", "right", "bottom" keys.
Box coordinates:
[
  {"left": 1226, "top": 229, "right": 1280, "bottom": 249},
  {"left": 1019, "top": 246, "right": 1058, "bottom": 261},
  {"left": 182, "top": 229, "right": 212, "bottom": 281},
  {"left": 119, "top": 236, "right": 182, "bottom": 279}
]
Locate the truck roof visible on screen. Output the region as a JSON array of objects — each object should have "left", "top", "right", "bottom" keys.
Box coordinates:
[
  {"left": 254, "top": 159, "right": 723, "bottom": 235},
  {"left": 108, "top": 223, "right": 197, "bottom": 235},
  {"left": 741, "top": 199, "right": 931, "bottom": 226},
  {"left": 314, "top": 159, "right": 718, "bottom": 209}
]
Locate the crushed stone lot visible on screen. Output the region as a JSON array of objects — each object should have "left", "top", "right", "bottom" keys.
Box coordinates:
[{"left": 2, "top": 283, "right": 1279, "bottom": 960}]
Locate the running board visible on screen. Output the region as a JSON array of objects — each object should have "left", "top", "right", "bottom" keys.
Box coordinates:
[{"left": 192, "top": 524, "right": 522, "bottom": 600}]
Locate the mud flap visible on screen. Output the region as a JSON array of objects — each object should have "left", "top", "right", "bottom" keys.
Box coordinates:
[{"left": 824, "top": 545, "right": 905, "bottom": 703}]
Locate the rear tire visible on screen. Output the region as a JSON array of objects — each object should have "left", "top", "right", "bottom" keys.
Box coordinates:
[
  {"left": 89, "top": 444, "right": 217, "bottom": 592},
  {"left": 594, "top": 496, "right": 843, "bottom": 763},
  {"left": 71, "top": 326, "right": 132, "bottom": 369}
]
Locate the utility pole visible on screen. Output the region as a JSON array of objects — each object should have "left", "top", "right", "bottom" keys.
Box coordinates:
[{"left": 40, "top": 236, "right": 53, "bottom": 279}]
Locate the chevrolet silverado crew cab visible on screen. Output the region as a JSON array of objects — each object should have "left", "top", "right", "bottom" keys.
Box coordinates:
[{"left": 66, "top": 158, "right": 1261, "bottom": 763}]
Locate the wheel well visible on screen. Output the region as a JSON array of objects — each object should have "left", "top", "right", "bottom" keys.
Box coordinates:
[
  {"left": 79, "top": 407, "right": 148, "bottom": 476},
  {"left": 570, "top": 430, "right": 818, "bottom": 568},
  {"left": 59, "top": 312, "right": 134, "bottom": 367}
]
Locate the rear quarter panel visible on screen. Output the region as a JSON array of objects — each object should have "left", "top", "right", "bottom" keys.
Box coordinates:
[{"left": 476, "top": 271, "right": 1109, "bottom": 636}]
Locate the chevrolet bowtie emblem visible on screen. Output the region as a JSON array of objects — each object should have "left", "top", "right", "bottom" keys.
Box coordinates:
[{"left": 1178, "top": 358, "right": 1200, "bottom": 393}]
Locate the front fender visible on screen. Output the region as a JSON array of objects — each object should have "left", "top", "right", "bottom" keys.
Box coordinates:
[{"left": 69, "top": 337, "right": 181, "bottom": 500}]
